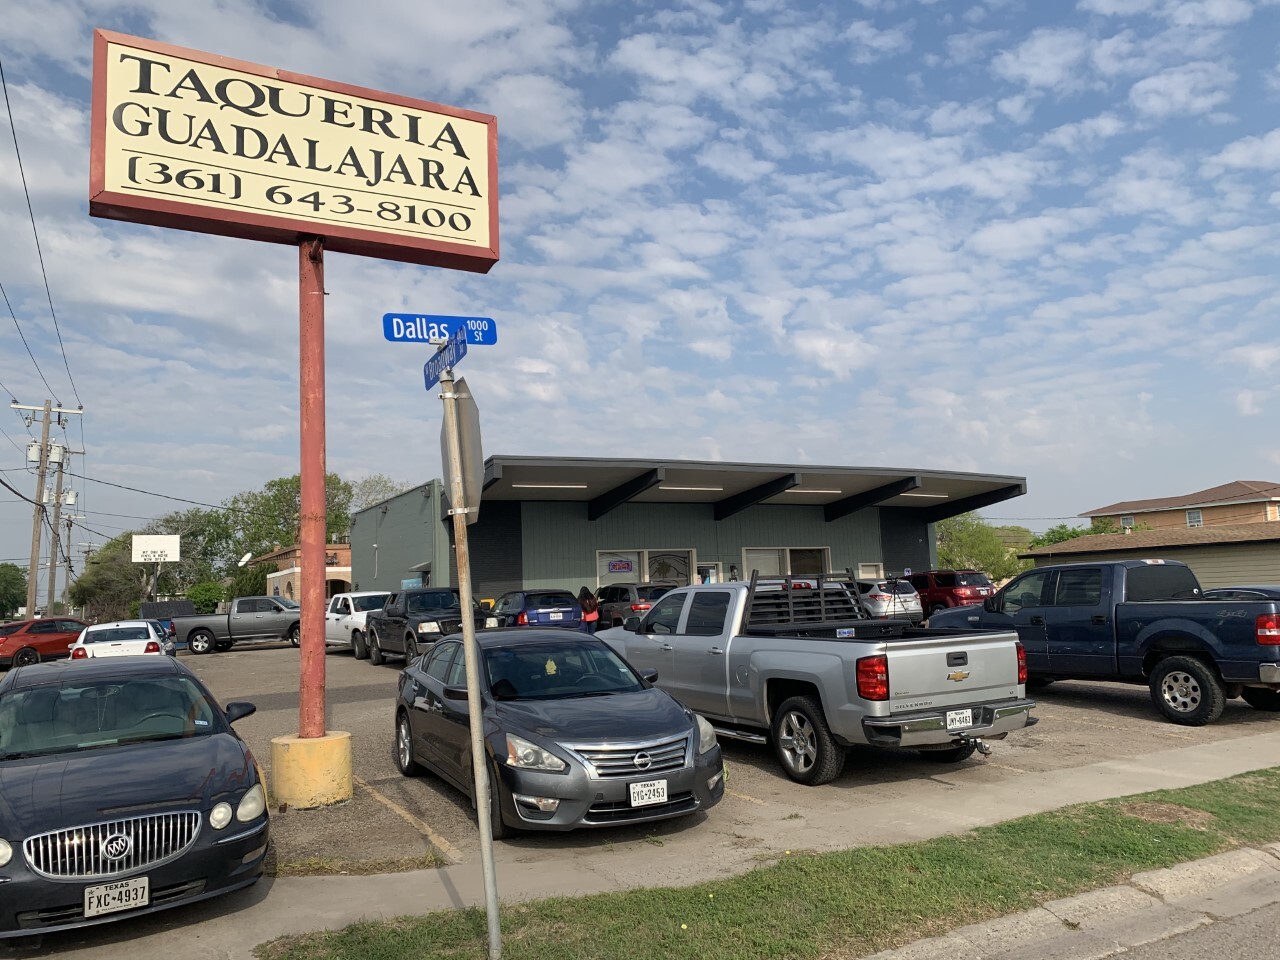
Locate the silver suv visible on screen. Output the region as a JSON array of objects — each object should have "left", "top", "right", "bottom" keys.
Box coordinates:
[
  {"left": 855, "top": 579, "right": 924, "bottom": 623},
  {"left": 595, "top": 582, "right": 678, "bottom": 628}
]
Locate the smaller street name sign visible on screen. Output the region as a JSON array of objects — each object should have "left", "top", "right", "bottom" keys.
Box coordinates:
[
  {"left": 424, "top": 324, "right": 469, "bottom": 391},
  {"left": 384, "top": 313, "right": 497, "bottom": 345}
]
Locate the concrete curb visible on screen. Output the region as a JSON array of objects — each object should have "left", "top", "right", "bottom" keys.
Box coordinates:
[{"left": 864, "top": 844, "right": 1280, "bottom": 960}]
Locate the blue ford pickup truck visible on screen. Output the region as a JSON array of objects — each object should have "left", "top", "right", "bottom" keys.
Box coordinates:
[{"left": 926, "top": 559, "right": 1280, "bottom": 726}]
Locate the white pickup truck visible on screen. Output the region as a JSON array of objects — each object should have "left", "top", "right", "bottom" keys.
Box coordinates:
[{"left": 600, "top": 574, "right": 1036, "bottom": 785}]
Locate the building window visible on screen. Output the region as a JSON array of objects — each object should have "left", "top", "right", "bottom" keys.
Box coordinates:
[
  {"left": 597, "top": 549, "right": 694, "bottom": 587},
  {"left": 742, "top": 547, "right": 831, "bottom": 578},
  {"left": 1186, "top": 509, "right": 1203, "bottom": 528},
  {"left": 1120, "top": 515, "right": 1135, "bottom": 529},
  {"left": 1268, "top": 504, "right": 1279, "bottom": 522}
]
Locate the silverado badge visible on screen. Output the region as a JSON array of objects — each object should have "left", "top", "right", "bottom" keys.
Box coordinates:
[{"left": 947, "top": 670, "right": 970, "bottom": 682}]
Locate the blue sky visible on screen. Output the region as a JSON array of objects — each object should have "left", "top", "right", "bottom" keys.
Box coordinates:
[{"left": 2, "top": 0, "right": 1279, "bottom": 600}]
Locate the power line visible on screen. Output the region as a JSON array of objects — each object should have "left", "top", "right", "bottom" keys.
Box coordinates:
[
  {"left": 0, "top": 55, "right": 82, "bottom": 406},
  {"left": 0, "top": 279, "right": 57, "bottom": 401}
]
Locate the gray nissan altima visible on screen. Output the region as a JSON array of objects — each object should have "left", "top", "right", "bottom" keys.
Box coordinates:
[{"left": 394, "top": 629, "right": 725, "bottom": 835}]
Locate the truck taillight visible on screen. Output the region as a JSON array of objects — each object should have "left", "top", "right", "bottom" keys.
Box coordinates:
[
  {"left": 517, "top": 611, "right": 528, "bottom": 625},
  {"left": 956, "top": 587, "right": 972, "bottom": 596},
  {"left": 71, "top": 647, "right": 88, "bottom": 659},
  {"left": 145, "top": 641, "right": 161, "bottom": 653},
  {"left": 1016, "top": 641, "right": 1027, "bottom": 684},
  {"left": 1257, "top": 613, "right": 1280, "bottom": 645},
  {"left": 631, "top": 603, "right": 651, "bottom": 612},
  {"left": 856, "top": 655, "right": 889, "bottom": 701}
]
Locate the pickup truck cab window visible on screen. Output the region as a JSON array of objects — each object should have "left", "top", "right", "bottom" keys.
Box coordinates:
[
  {"left": 1002, "top": 571, "right": 1053, "bottom": 615},
  {"left": 1124, "top": 564, "right": 1201, "bottom": 601},
  {"left": 1053, "top": 569, "right": 1102, "bottom": 606},
  {"left": 684, "top": 592, "right": 732, "bottom": 636},
  {"left": 644, "top": 592, "right": 687, "bottom": 635}
]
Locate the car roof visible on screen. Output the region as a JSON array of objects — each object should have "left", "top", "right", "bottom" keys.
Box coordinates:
[
  {"left": 337, "top": 590, "right": 390, "bottom": 597},
  {"left": 0, "top": 654, "right": 185, "bottom": 692},
  {"left": 1205, "top": 584, "right": 1280, "bottom": 593},
  {"left": 85, "top": 620, "right": 152, "bottom": 629},
  {"left": 442, "top": 628, "right": 613, "bottom": 650}
]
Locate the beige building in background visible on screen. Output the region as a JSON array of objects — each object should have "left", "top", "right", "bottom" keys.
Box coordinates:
[{"left": 1081, "top": 480, "right": 1280, "bottom": 532}]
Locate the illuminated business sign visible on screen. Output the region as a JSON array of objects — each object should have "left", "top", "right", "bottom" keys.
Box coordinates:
[
  {"left": 132, "top": 534, "right": 181, "bottom": 563},
  {"left": 90, "top": 30, "right": 498, "bottom": 272}
]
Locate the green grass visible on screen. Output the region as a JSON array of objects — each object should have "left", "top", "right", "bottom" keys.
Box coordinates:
[
  {"left": 256, "top": 767, "right": 1280, "bottom": 960},
  {"left": 273, "top": 854, "right": 445, "bottom": 877}
]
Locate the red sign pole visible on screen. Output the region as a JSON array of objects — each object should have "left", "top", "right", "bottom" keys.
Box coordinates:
[{"left": 298, "top": 237, "right": 327, "bottom": 739}]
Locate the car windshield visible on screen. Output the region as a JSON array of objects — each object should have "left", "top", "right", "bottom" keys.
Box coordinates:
[
  {"left": 352, "top": 595, "right": 388, "bottom": 612},
  {"left": 0, "top": 675, "right": 224, "bottom": 760},
  {"left": 484, "top": 642, "right": 645, "bottom": 701},
  {"left": 277, "top": 598, "right": 301, "bottom": 609},
  {"left": 525, "top": 592, "right": 577, "bottom": 608},
  {"left": 86, "top": 626, "right": 151, "bottom": 643},
  {"left": 637, "top": 585, "right": 673, "bottom": 601},
  {"left": 407, "top": 591, "right": 463, "bottom": 614},
  {"left": 957, "top": 573, "right": 992, "bottom": 586}
]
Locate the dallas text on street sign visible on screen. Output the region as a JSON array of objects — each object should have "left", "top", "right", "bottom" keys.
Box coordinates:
[
  {"left": 383, "top": 314, "right": 498, "bottom": 345},
  {"left": 424, "top": 324, "right": 469, "bottom": 391}
]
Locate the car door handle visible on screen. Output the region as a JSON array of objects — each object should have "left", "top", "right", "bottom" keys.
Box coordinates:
[
  {"left": 1091, "top": 615, "right": 1108, "bottom": 625},
  {"left": 1029, "top": 616, "right": 1045, "bottom": 625},
  {"left": 429, "top": 701, "right": 444, "bottom": 713},
  {"left": 709, "top": 647, "right": 724, "bottom": 656},
  {"left": 659, "top": 643, "right": 673, "bottom": 651}
]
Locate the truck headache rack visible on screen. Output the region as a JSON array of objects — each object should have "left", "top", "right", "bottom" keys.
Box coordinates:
[{"left": 743, "top": 570, "right": 908, "bottom": 639}]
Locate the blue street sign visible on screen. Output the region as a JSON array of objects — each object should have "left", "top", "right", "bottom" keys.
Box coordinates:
[
  {"left": 423, "top": 325, "right": 468, "bottom": 391},
  {"left": 383, "top": 313, "right": 498, "bottom": 345}
]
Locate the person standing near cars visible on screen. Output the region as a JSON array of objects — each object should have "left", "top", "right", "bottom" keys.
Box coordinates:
[{"left": 578, "top": 587, "right": 599, "bottom": 634}]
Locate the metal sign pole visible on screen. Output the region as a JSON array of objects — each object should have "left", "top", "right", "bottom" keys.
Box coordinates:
[
  {"left": 439, "top": 365, "right": 501, "bottom": 959},
  {"left": 298, "top": 237, "right": 327, "bottom": 740}
]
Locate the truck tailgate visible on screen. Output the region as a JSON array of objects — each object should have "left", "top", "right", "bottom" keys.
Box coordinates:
[{"left": 886, "top": 631, "right": 1021, "bottom": 710}]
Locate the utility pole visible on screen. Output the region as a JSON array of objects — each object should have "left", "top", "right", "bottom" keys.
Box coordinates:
[
  {"left": 12, "top": 401, "right": 85, "bottom": 616},
  {"left": 46, "top": 445, "right": 70, "bottom": 613}
]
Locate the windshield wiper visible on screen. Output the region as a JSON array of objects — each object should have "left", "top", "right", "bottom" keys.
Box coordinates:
[{"left": 568, "top": 690, "right": 620, "bottom": 699}]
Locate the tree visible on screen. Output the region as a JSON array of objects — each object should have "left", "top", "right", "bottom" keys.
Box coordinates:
[
  {"left": 226, "top": 563, "right": 268, "bottom": 599},
  {"left": 187, "top": 581, "right": 225, "bottom": 614},
  {"left": 935, "top": 513, "right": 1030, "bottom": 582},
  {"left": 1030, "top": 523, "right": 1095, "bottom": 548},
  {"left": 350, "top": 474, "right": 416, "bottom": 512},
  {"left": 0, "top": 563, "right": 26, "bottom": 617},
  {"left": 222, "top": 473, "right": 355, "bottom": 558},
  {"left": 67, "top": 536, "right": 149, "bottom": 621}
]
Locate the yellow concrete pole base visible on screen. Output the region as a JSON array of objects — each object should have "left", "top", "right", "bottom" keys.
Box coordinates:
[{"left": 269, "top": 730, "right": 353, "bottom": 809}]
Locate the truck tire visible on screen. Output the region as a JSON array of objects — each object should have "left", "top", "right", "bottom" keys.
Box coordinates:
[
  {"left": 352, "top": 629, "right": 369, "bottom": 660},
  {"left": 215, "top": 640, "right": 233, "bottom": 652},
  {"left": 188, "top": 630, "right": 215, "bottom": 655},
  {"left": 405, "top": 634, "right": 419, "bottom": 660},
  {"left": 287, "top": 623, "right": 300, "bottom": 647},
  {"left": 771, "top": 695, "right": 845, "bottom": 785},
  {"left": 368, "top": 629, "right": 385, "bottom": 666},
  {"left": 1149, "top": 656, "right": 1226, "bottom": 726},
  {"left": 1241, "top": 687, "right": 1280, "bottom": 711},
  {"left": 920, "top": 743, "right": 977, "bottom": 764}
]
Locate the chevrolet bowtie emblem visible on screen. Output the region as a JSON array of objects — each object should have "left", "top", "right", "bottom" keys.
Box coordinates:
[{"left": 947, "top": 670, "right": 970, "bottom": 682}]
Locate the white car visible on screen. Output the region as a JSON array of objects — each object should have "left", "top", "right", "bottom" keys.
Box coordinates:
[
  {"left": 324, "top": 590, "right": 391, "bottom": 660},
  {"left": 70, "top": 620, "right": 174, "bottom": 659},
  {"left": 855, "top": 579, "right": 925, "bottom": 623}
]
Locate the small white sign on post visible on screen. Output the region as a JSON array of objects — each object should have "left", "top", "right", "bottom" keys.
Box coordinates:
[{"left": 132, "top": 534, "right": 181, "bottom": 563}]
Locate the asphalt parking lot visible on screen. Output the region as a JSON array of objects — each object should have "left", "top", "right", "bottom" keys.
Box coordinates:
[{"left": 178, "top": 642, "right": 1280, "bottom": 874}]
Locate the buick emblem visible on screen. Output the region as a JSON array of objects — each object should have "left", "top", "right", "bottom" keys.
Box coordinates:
[
  {"left": 101, "top": 834, "right": 132, "bottom": 861},
  {"left": 632, "top": 752, "right": 653, "bottom": 770}
]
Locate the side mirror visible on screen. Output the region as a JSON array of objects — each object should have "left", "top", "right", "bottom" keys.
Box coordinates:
[
  {"left": 639, "top": 667, "right": 659, "bottom": 684},
  {"left": 623, "top": 617, "right": 641, "bottom": 632},
  {"left": 225, "top": 701, "right": 256, "bottom": 724},
  {"left": 443, "top": 684, "right": 468, "bottom": 701},
  {"left": 983, "top": 596, "right": 998, "bottom": 613}
]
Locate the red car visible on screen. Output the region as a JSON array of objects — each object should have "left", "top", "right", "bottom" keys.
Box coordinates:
[
  {"left": 907, "top": 570, "right": 996, "bottom": 615},
  {"left": 0, "top": 617, "right": 90, "bottom": 668}
]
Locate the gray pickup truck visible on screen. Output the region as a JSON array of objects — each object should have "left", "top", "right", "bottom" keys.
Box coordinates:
[
  {"left": 600, "top": 574, "right": 1035, "bottom": 785},
  {"left": 173, "top": 596, "right": 302, "bottom": 654}
]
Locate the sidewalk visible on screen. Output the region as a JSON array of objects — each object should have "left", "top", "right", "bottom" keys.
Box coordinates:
[{"left": 34, "top": 728, "right": 1280, "bottom": 960}]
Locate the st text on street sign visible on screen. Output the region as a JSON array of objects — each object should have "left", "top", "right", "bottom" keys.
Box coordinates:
[
  {"left": 89, "top": 30, "right": 499, "bottom": 272},
  {"left": 441, "top": 377, "right": 483, "bottom": 526},
  {"left": 383, "top": 314, "right": 498, "bottom": 345},
  {"left": 424, "top": 324, "right": 469, "bottom": 391}
]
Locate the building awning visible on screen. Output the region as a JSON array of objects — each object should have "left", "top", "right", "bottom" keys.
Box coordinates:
[
  {"left": 408, "top": 560, "right": 433, "bottom": 573},
  {"left": 479, "top": 456, "right": 1025, "bottom": 523}
]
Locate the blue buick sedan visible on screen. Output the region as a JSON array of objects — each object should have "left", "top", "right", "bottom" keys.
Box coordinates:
[{"left": 0, "top": 657, "right": 268, "bottom": 939}]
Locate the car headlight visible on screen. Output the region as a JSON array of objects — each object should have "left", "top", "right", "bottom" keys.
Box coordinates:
[
  {"left": 0, "top": 838, "right": 11, "bottom": 867},
  {"left": 696, "top": 714, "right": 718, "bottom": 754},
  {"left": 417, "top": 622, "right": 441, "bottom": 634},
  {"left": 210, "top": 802, "right": 233, "bottom": 829},
  {"left": 504, "top": 734, "right": 567, "bottom": 772},
  {"left": 236, "top": 783, "right": 266, "bottom": 822}
]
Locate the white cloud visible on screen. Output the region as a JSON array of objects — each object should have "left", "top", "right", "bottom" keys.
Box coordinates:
[
  {"left": 1236, "top": 389, "right": 1264, "bottom": 415},
  {"left": 992, "top": 28, "right": 1090, "bottom": 90},
  {"left": 1129, "top": 61, "right": 1235, "bottom": 118},
  {"left": 927, "top": 101, "right": 995, "bottom": 133},
  {"left": 1204, "top": 128, "right": 1280, "bottom": 174},
  {"left": 844, "top": 21, "right": 913, "bottom": 63},
  {"left": 1078, "top": 0, "right": 1160, "bottom": 13}
]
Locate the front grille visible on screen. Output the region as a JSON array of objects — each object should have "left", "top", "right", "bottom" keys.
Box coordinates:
[
  {"left": 584, "top": 792, "right": 698, "bottom": 823},
  {"left": 568, "top": 734, "right": 690, "bottom": 779},
  {"left": 23, "top": 811, "right": 201, "bottom": 880}
]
